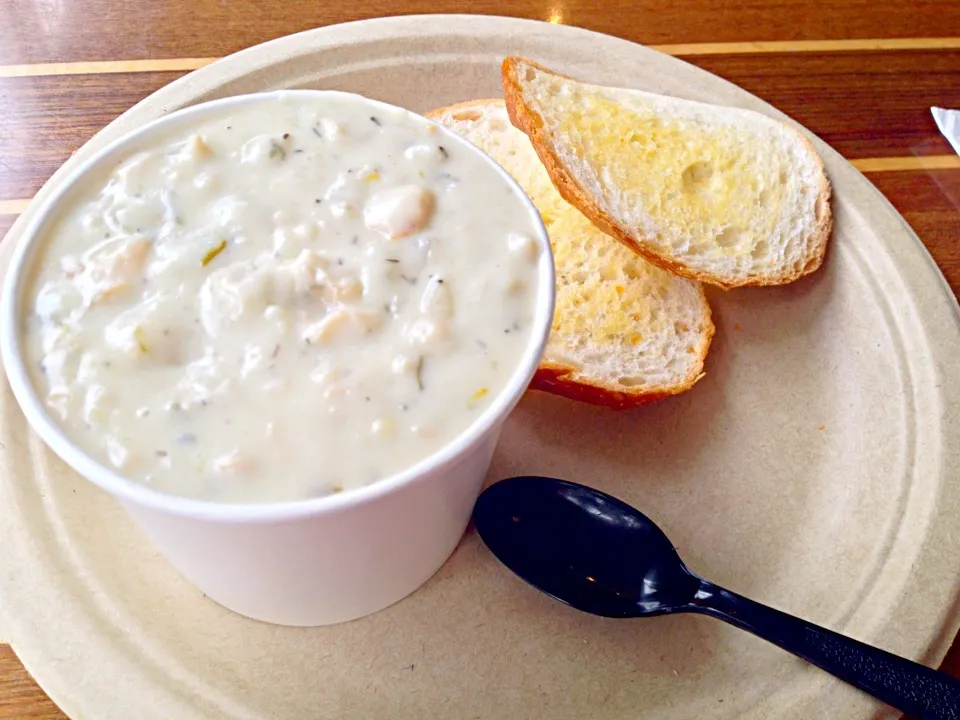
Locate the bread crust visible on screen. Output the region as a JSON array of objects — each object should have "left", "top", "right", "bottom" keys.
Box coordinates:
[
  {"left": 426, "top": 99, "right": 715, "bottom": 409},
  {"left": 500, "top": 56, "right": 833, "bottom": 290},
  {"left": 530, "top": 331, "right": 712, "bottom": 409}
]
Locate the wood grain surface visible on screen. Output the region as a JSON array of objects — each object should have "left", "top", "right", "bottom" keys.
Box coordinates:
[
  {"left": 1, "top": 0, "right": 959, "bottom": 717},
  {"left": 4, "top": 0, "right": 960, "bottom": 65}
]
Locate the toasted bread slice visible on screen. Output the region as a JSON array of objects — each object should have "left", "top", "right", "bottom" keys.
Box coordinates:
[
  {"left": 427, "top": 100, "right": 714, "bottom": 408},
  {"left": 501, "top": 57, "right": 832, "bottom": 289}
]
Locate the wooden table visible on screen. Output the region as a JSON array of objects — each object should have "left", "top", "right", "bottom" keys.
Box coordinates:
[{"left": 1, "top": 1, "right": 959, "bottom": 717}]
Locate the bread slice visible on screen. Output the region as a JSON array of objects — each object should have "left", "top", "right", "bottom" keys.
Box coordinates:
[
  {"left": 427, "top": 100, "right": 714, "bottom": 408},
  {"left": 501, "top": 57, "right": 832, "bottom": 289}
]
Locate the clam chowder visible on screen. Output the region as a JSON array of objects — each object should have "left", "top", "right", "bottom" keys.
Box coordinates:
[{"left": 22, "top": 93, "right": 543, "bottom": 503}]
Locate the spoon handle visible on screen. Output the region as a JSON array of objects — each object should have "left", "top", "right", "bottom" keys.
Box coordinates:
[{"left": 688, "top": 579, "right": 960, "bottom": 720}]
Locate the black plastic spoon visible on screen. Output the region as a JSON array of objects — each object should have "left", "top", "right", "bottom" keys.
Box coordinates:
[{"left": 473, "top": 476, "right": 960, "bottom": 720}]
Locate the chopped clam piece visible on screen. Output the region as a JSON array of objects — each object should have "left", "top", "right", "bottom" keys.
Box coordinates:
[
  {"left": 363, "top": 185, "right": 435, "bottom": 239},
  {"left": 303, "top": 307, "right": 382, "bottom": 344},
  {"left": 213, "top": 449, "right": 253, "bottom": 475},
  {"left": 507, "top": 232, "right": 541, "bottom": 263},
  {"left": 419, "top": 276, "right": 453, "bottom": 318},
  {"left": 332, "top": 276, "right": 364, "bottom": 301},
  {"left": 174, "top": 134, "right": 213, "bottom": 162},
  {"left": 77, "top": 237, "right": 152, "bottom": 305}
]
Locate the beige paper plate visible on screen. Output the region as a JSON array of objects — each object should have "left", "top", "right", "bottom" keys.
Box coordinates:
[{"left": 2, "top": 15, "right": 960, "bottom": 720}]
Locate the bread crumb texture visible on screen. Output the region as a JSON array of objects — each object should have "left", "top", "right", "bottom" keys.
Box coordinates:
[
  {"left": 428, "top": 100, "right": 713, "bottom": 405},
  {"left": 503, "top": 58, "right": 832, "bottom": 288}
]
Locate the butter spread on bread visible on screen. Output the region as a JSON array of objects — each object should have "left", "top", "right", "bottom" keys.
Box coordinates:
[
  {"left": 501, "top": 57, "right": 832, "bottom": 289},
  {"left": 428, "top": 99, "right": 714, "bottom": 408}
]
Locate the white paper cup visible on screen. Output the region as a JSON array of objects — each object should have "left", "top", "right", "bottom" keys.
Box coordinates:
[{"left": 1, "top": 90, "right": 555, "bottom": 626}]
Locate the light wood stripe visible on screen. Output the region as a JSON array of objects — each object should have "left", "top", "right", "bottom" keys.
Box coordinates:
[
  {"left": 0, "top": 155, "right": 957, "bottom": 218},
  {"left": 851, "top": 155, "right": 960, "bottom": 172},
  {"left": 2, "top": 38, "right": 960, "bottom": 78},
  {"left": 648, "top": 37, "right": 960, "bottom": 56},
  {"left": 0, "top": 199, "right": 31, "bottom": 216},
  {"left": 0, "top": 58, "right": 217, "bottom": 78}
]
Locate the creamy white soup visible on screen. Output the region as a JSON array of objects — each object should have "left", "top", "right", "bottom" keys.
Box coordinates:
[{"left": 22, "top": 93, "right": 542, "bottom": 503}]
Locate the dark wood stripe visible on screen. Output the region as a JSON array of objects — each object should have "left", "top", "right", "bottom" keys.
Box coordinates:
[
  {"left": 0, "top": 646, "right": 64, "bottom": 719},
  {"left": 869, "top": 169, "right": 960, "bottom": 294},
  {"left": 2, "top": 50, "right": 960, "bottom": 200},
  {"left": 4, "top": 0, "right": 960, "bottom": 65},
  {"left": 0, "top": 72, "right": 184, "bottom": 200},
  {"left": 5, "top": 39, "right": 960, "bottom": 79},
  {"left": 689, "top": 50, "right": 960, "bottom": 159}
]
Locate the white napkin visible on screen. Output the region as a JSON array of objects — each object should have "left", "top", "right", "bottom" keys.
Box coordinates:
[{"left": 932, "top": 107, "right": 960, "bottom": 157}]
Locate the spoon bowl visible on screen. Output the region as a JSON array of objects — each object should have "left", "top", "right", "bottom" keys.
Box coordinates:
[
  {"left": 474, "top": 476, "right": 699, "bottom": 617},
  {"left": 473, "top": 475, "right": 960, "bottom": 720}
]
